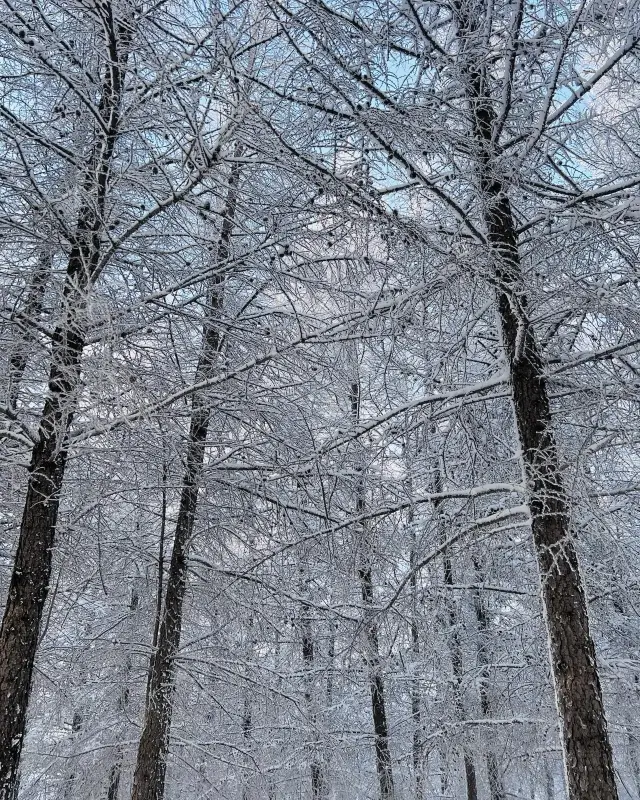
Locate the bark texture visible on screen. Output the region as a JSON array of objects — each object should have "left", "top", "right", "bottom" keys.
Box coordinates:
[
  {"left": 0, "top": 11, "right": 130, "bottom": 793},
  {"left": 454, "top": 3, "right": 618, "bottom": 796},
  {"left": 131, "top": 162, "right": 239, "bottom": 800}
]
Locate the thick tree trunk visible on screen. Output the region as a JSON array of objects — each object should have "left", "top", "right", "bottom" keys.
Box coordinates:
[
  {"left": 0, "top": 11, "right": 130, "bottom": 795},
  {"left": 131, "top": 162, "right": 239, "bottom": 800},
  {"left": 453, "top": 11, "right": 618, "bottom": 794},
  {"left": 350, "top": 380, "right": 395, "bottom": 800},
  {"left": 480, "top": 148, "right": 617, "bottom": 800},
  {"left": 0, "top": 241, "right": 98, "bottom": 800}
]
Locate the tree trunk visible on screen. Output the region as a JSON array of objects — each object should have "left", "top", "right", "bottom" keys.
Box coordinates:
[
  {"left": 7, "top": 247, "right": 52, "bottom": 410},
  {"left": 453, "top": 5, "right": 619, "bottom": 794},
  {"left": 350, "top": 379, "right": 395, "bottom": 800},
  {"left": 471, "top": 556, "right": 505, "bottom": 800},
  {"left": 0, "top": 11, "right": 130, "bottom": 786},
  {"left": 300, "top": 609, "right": 326, "bottom": 799},
  {"left": 407, "top": 485, "right": 424, "bottom": 800},
  {"left": 434, "top": 465, "right": 478, "bottom": 800},
  {"left": 488, "top": 193, "right": 616, "bottom": 800},
  {"left": 61, "top": 710, "right": 83, "bottom": 800},
  {"left": 106, "top": 588, "right": 140, "bottom": 800},
  {"left": 443, "top": 549, "right": 478, "bottom": 800},
  {"left": 131, "top": 161, "right": 240, "bottom": 800},
  {"left": 296, "top": 479, "right": 327, "bottom": 800},
  {"left": 241, "top": 679, "right": 252, "bottom": 800},
  {"left": 240, "top": 612, "right": 254, "bottom": 800}
]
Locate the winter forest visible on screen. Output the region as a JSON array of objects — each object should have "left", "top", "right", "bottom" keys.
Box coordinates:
[{"left": 1, "top": 0, "right": 640, "bottom": 798}]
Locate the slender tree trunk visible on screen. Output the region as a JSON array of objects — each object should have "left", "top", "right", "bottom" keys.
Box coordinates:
[
  {"left": 449, "top": 5, "right": 619, "bottom": 798},
  {"left": 350, "top": 379, "right": 395, "bottom": 800},
  {"left": 300, "top": 608, "right": 326, "bottom": 799},
  {"left": 443, "top": 546, "right": 478, "bottom": 800},
  {"left": 471, "top": 557, "right": 505, "bottom": 800},
  {"left": 107, "top": 588, "right": 140, "bottom": 800},
  {"left": 131, "top": 161, "right": 240, "bottom": 800},
  {"left": 7, "top": 248, "right": 52, "bottom": 410},
  {"left": 241, "top": 686, "right": 252, "bottom": 800},
  {"left": 61, "top": 710, "right": 83, "bottom": 800},
  {"left": 152, "top": 458, "right": 168, "bottom": 651},
  {"left": 0, "top": 14, "right": 130, "bottom": 792},
  {"left": 296, "top": 481, "right": 327, "bottom": 800},
  {"left": 434, "top": 465, "right": 477, "bottom": 800},
  {"left": 241, "top": 614, "right": 254, "bottom": 800},
  {"left": 406, "top": 472, "right": 424, "bottom": 800}
]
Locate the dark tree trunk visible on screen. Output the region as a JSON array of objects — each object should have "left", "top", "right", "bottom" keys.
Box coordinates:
[
  {"left": 241, "top": 681, "right": 252, "bottom": 800},
  {"left": 453, "top": 6, "right": 619, "bottom": 794},
  {"left": 240, "top": 613, "right": 254, "bottom": 800},
  {"left": 479, "top": 145, "right": 617, "bottom": 800},
  {"left": 471, "top": 557, "right": 505, "bottom": 800},
  {"left": 350, "top": 380, "right": 395, "bottom": 800},
  {"left": 434, "top": 466, "right": 477, "bottom": 800},
  {"left": 106, "top": 588, "right": 140, "bottom": 800},
  {"left": 0, "top": 11, "right": 130, "bottom": 795},
  {"left": 488, "top": 194, "right": 616, "bottom": 800},
  {"left": 407, "top": 493, "right": 424, "bottom": 800},
  {"left": 296, "top": 480, "right": 327, "bottom": 800},
  {"left": 410, "top": 544, "right": 424, "bottom": 800},
  {"left": 7, "top": 248, "right": 52, "bottom": 410},
  {"left": 300, "top": 611, "right": 326, "bottom": 800},
  {"left": 443, "top": 548, "right": 478, "bottom": 800},
  {"left": 61, "top": 710, "right": 83, "bottom": 800},
  {"left": 131, "top": 161, "right": 240, "bottom": 800}
]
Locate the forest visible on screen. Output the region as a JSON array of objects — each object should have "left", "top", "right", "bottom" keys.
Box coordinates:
[{"left": 0, "top": 0, "right": 639, "bottom": 798}]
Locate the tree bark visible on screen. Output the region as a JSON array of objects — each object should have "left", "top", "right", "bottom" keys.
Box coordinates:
[
  {"left": 7, "top": 247, "right": 52, "bottom": 410},
  {"left": 434, "top": 465, "right": 478, "bottom": 800},
  {"left": 241, "top": 615, "right": 254, "bottom": 800},
  {"left": 443, "top": 548, "right": 478, "bottom": 800},
  {"left": 0, "top": 11, "right": 130, "bottom": 793},
  {"left": 131, "top": 160, "right": 240, "bottom": 800},
  {"left": 470, "top": 555, "right": 505, "bottom": 800},
  {"left": 454, "top": 4, "right": 619, "bottom": 796},
  {"left": 61, "top": 710, "right": 83, "bottom": 800},
  {"left": 350, "top": 380, "right": 395, "bottom": 800},
  {"left": 410, "top": 534, "right": 424, "bottom": 800},
  {"left": 106, "top": 588, "right": 140, "bottom": 800},
  {"left": 296, "top": 489, "right": 327, "bottom": 800},
  {"left": 405, "top": 459, "right": 424, "bottom": 800},
  {"left": 300, "top": 610, "right": 326, "bottom": 799}
]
